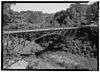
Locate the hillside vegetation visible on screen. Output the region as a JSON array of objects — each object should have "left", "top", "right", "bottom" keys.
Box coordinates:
[
  {"left": 3, "top": 2, "right": 99, "bottom": 30},
  {"left": 2, "top": 2, "right": 99, "bottom": 70}
]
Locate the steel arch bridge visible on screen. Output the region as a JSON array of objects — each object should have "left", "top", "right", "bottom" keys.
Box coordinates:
[{"left": 2, "top": 25, "right": 98, "bottom": 49}]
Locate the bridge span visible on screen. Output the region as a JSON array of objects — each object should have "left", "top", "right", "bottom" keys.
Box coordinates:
[{"left": 3, "top": 25, "right": 98, "bottom": 34}]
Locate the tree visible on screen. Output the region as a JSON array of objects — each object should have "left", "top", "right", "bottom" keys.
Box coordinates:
[
  {"left": 54, "top": 10, "right": 68, "bottom": 26},
  {"left": 68, "top": 3, "right": 88, "bottom": 25},
  {"left": 3, "top": 3, "right": 16, "bottom": 26},
  {"left": 86, "top": 1, "right": 99, "bottom": 24},
  {"left": 20, "top": 11, "right": 44, "bottom": 24},
  {"left": 53, "top": 3, "right": 88, "bottom": 27}
]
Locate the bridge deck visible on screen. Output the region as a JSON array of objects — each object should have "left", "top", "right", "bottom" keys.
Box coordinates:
[{"left": 3, "top": 25, "right": 98, "bottom": 34}]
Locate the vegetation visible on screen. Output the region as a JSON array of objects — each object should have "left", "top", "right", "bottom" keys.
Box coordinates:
[
  {"left": 2, "top": 1, "right": 99, "bottom": 70},
  {"left": 3, "top": 2, "right": 99, "bottom": 30}
]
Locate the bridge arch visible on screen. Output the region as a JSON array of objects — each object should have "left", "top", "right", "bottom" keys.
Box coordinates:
[{"left": 34, "top": 33, "right": 68, "bottom": 56}]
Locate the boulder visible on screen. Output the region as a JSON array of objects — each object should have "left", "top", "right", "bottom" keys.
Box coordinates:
[{"left": 8, "top": 60, "right": 28, "bottom": 69}]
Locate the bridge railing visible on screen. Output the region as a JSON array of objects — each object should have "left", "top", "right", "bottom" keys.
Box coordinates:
[{"left": 3, "top": 25, "right": 98, "bottom": 34}]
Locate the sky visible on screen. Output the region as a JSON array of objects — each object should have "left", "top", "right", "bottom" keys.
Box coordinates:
[
  {"left": 11, "top": 1, "right": 95, "bottom": 14},
  {"left": 11, "top": 3, "right": 72, "bottom": 13}
]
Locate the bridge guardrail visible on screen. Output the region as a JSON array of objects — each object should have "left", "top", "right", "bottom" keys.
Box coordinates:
[{"left": 3, "top": 25, "right": 98, "bottom": 34}]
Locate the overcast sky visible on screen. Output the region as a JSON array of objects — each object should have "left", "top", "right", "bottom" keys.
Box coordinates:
[
  {"left": 11, "top": 3, "right": 72, "bottom": 13},
  {"left": 11, "top": 1, "right": 94, "bottom": 14}
]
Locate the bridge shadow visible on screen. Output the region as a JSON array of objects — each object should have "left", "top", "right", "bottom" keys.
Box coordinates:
[{"left": 34, "top": 34, "right": 68, "bottom": 57}]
